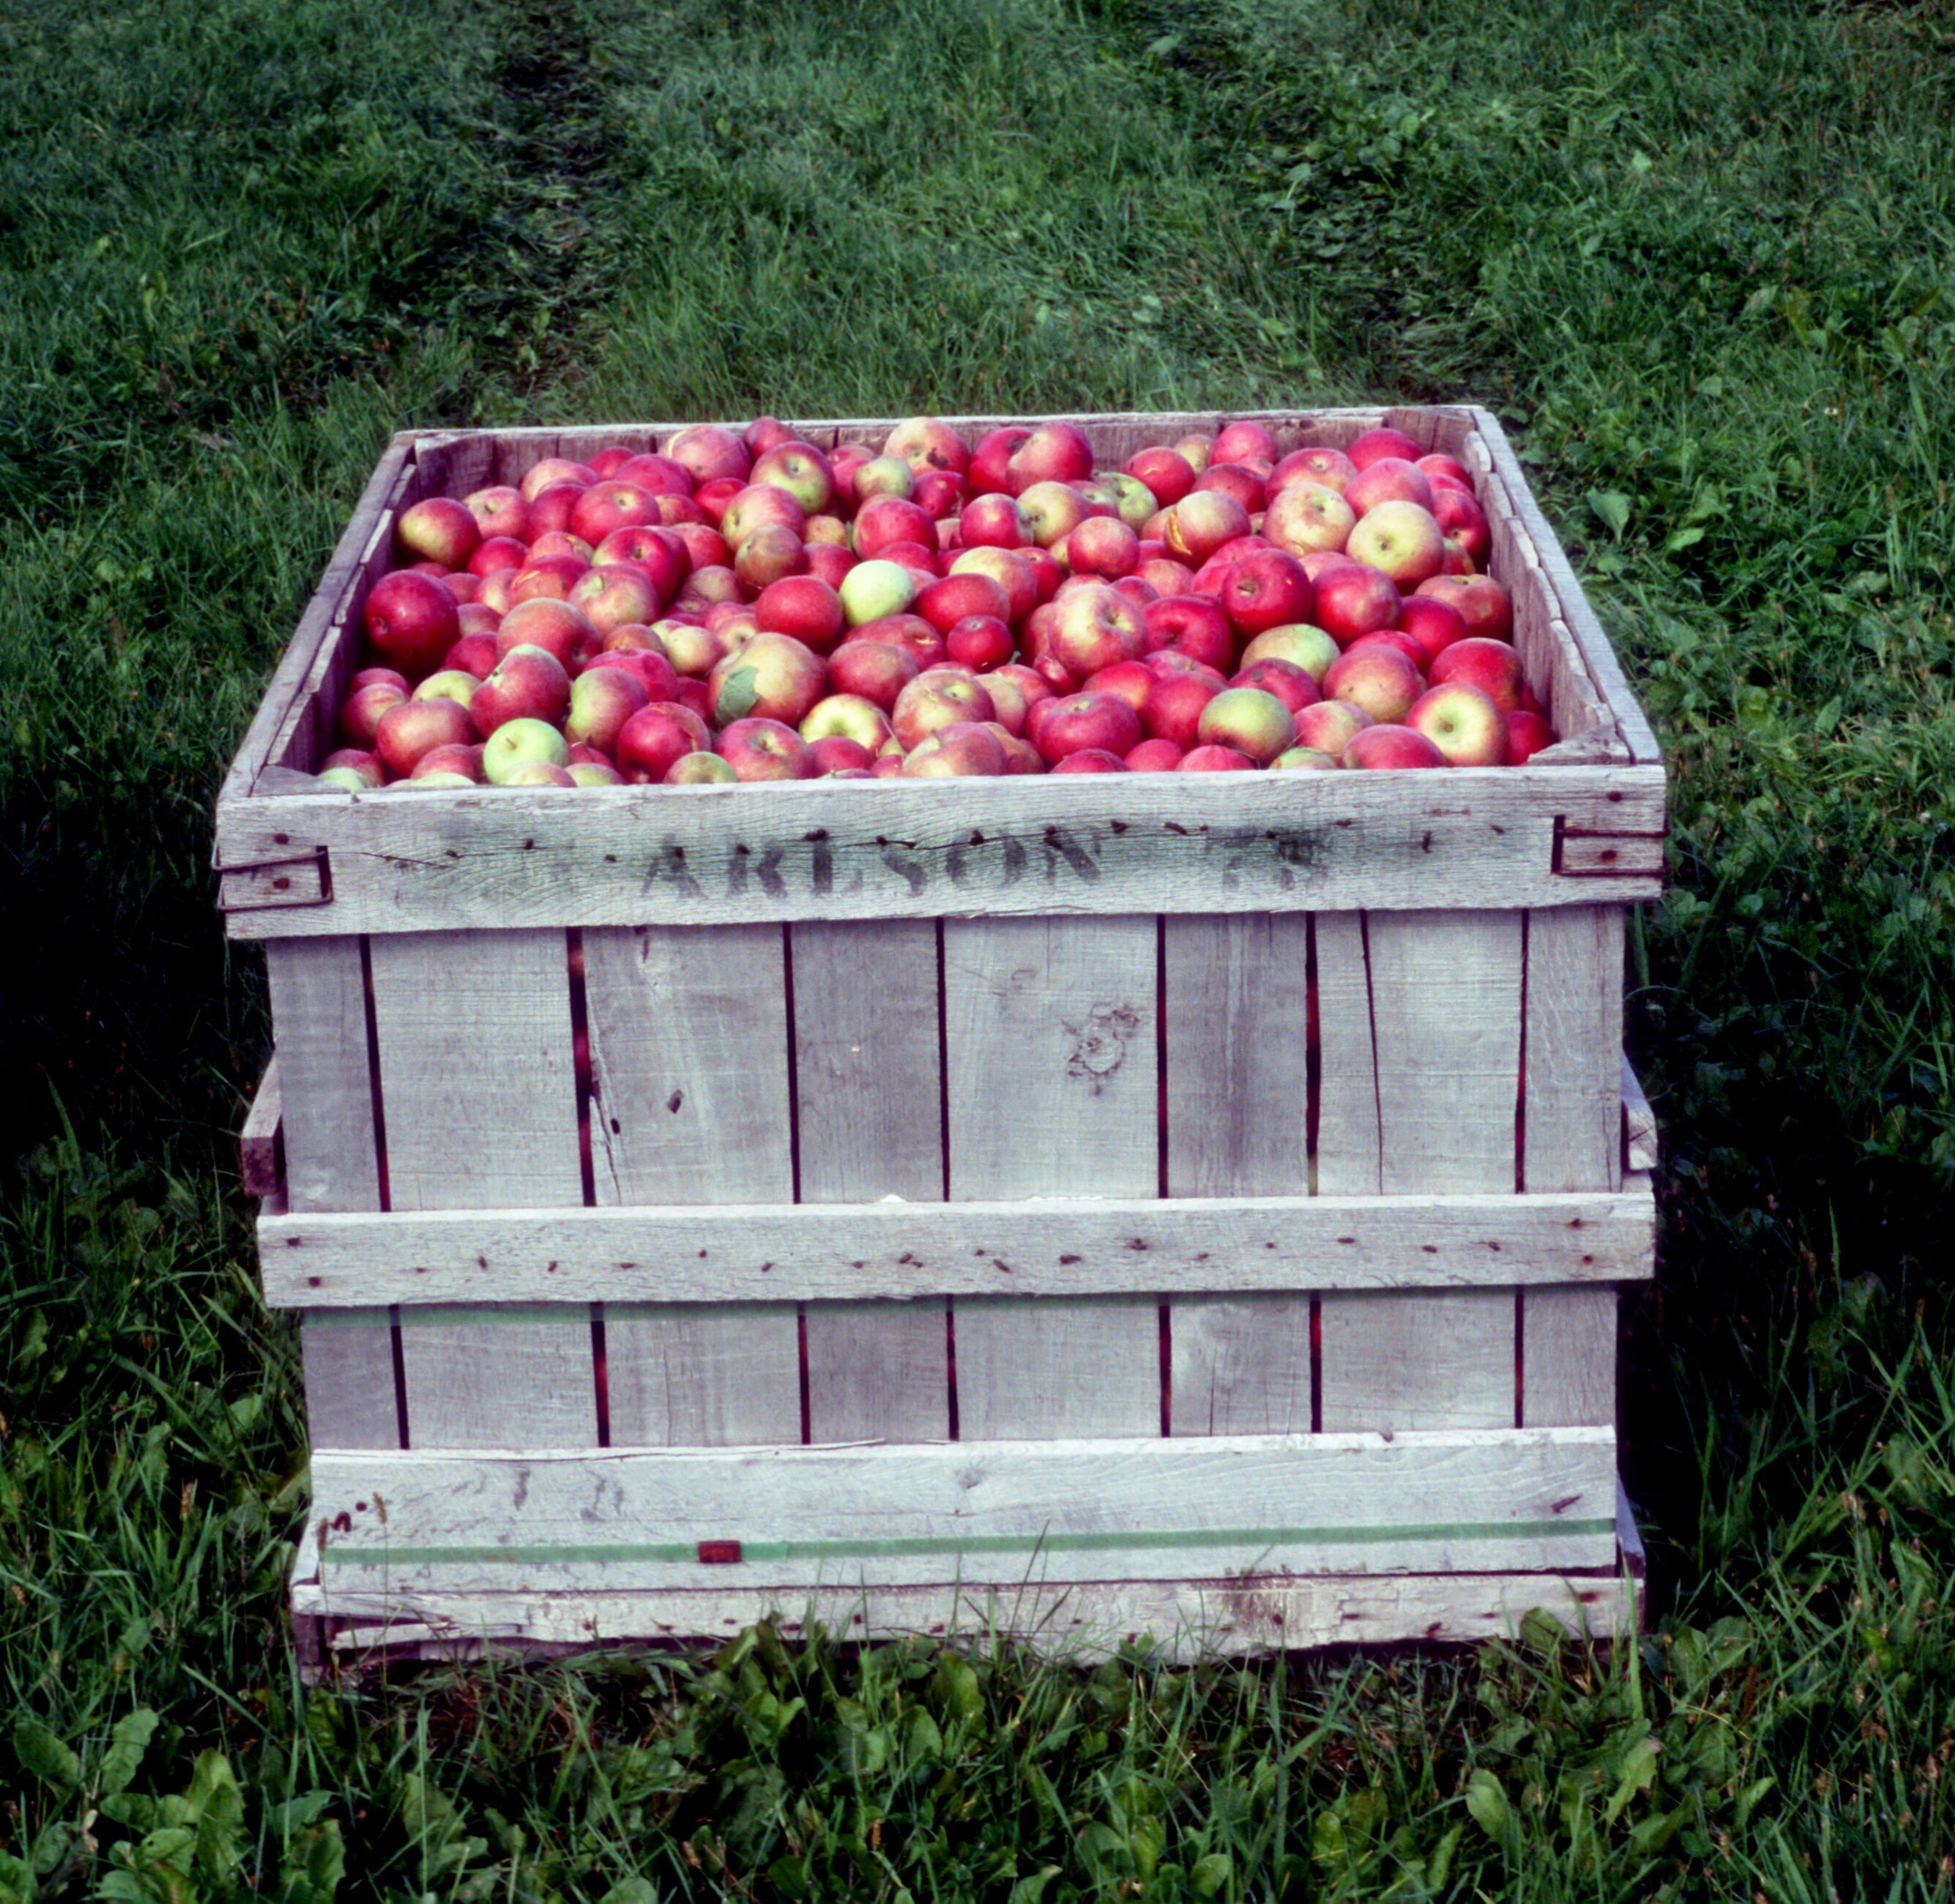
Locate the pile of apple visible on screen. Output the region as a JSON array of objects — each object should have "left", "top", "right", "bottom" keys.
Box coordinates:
[{"left": 322, "top": 415, "right": 1554, "bottom": 791}]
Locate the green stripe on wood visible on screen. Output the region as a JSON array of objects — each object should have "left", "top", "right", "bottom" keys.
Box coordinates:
[{"left": 320, "top": 1517, "right": 1616, "bottom": 1569}]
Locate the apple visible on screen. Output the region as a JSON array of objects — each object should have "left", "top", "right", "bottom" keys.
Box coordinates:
[
  {"left": 517, "top": 457, "right": 597, "bottom": 504},
  {"left": 901, "top": 721, "right": 1010, "bottom": 777},
  {"left": 682, "top": 565, "right": 742, "bottom": 607},
  {"left": 1239, "top": 622, "right": 1340, "bottom": 683},
  {"left": 495, "top": 761, "right": 575, "bottom": 787},
  {"left": 1173, "top": 434, "right": 1214, "bottom": 472},
  {"left": 473, "top": 644, "right": 571, "bottom": 735},
  {"left": 1218, "top": 548, "right": 1315, "bottom": 639},
  {"left": 716, "top": 716, "right": 816, "bottom": 781},
  {"left": 564, "top": 666, "right": 651, "bottom": 754},
  {"left": 665, "top": 425, "right": 750, "bottom": 486},
  {"left": 987, "top": 725, "right": 1045, "bottom": 773},
  {"left": 848, "top": 613, "right": 946, "bottom": 669},
  {"left": 1034, "top": 690, "right": 1143, "bottom": 765},
  {"left": 1299, "top": 549, "right": 1358, "bottom": 584},
  {"left": 1125, "top": 737, "right": 1185, "bottom": 772},
  {"left": 982, "top": 663, "right": 1051, "bottom": 730},
  {"left": 567, "top": 760, "right": 624, "bottom": 787},
  {"left": 1269, "top": 446, "right": 1357, "bottom": 495},
  {"left": 1293, "top": 698, "right": 1373, "bottom": 755},
  {"left": 1313, "top": 563, "right": 1403, "bottom": 645},
  {"left": 806, "top": 541, "right": 856, "bottom": 590},
  {"left": 1345, "top": 458, "right": 1437, "bottom": 517},
  {"left": 482, "top": 716, "right": 572, "bottom": 783},
  {"left": 1196, "top": 461, "right": 1266, "bottom": 515},
  {"left": 594, "top": 526, "right": 688, "bottom": 601},
  {"left": 411, "top": 668, "right": 481, "bottom": 713},
  {"left": 569, "top": 482, "right": 658, "bottom": 547},
  {"left": 1049, "top": 581, "right": 1147, "bottom": 676},
  {"left": 838, "top": 558, "right": 918, "bottom": 626},
  {"left": 692, "top": 476, "right": 744, "bottom": 526},
  {"left": 363, "top": 570, "right": 461, "bottom": 678},
  {"left": 1417, "top": 454, "right": 1473, "bottom": 486},
  {"left": 1230, "top": 657, "right": 1320, "bottom": 715},
  {"left": 616, "top": 702, "right": 712, "bottom": 783},
  {"left": 1415, "top": 574, "right": 1513, "bottom": 644},
  {"left": 1429, "top": 636, "right": 1526, "bottom": 712},
  {"left": 466, "top": 536, "right": 526, "bottom": 581},
  {"left": 1270, "top": 746, "right": 1338, "bottom": 770},
  {"left": 1015, "top": 480, "right": 1087, "bottom": 548},
  {"left": 1505, "top": 709, "right": 1556, "bottom": 763},
  {"left": 410, "top": 743, "right": 482, "bottom": 783},
  {"left": 464, "top": 486, "right": 528, "bottom": 541},
  {"left": 496, "top": 597, "right": 599, "bottom": 669},
  {"left": 892, "top": 669, "right": 997, "bottom": 751},
  {"left": 915, "top": 571, "right": 1011, "bottom": 635},
  {"left": 1164, "top": 490, "right": 1251, "bottom": 564},
  {"left": 1124, "top": 446, "right": 1194, "bottom": 507},
  {"left": 322, "top": 747, "right": 386, "bottom": 789},
  {"left": 665, "top": 751, "right": 738, "bottom": 784},
  {"left": 941, "top": 614, "right": 1010, "bottom": 671},
  {"left": 1343, "top": 723, "right": 1447, "bottom": 769},
  {"left": 721, "top": 483, "right": 805, "bottom": 550},
  {"left": 854, "top": 453, "right": 915, "bottom": 503},
  {"left": 1347, "top": 629, "right": 1430, "bottom": 670},
  {"left": 1394, "top": 593, "right": 1469, "bottom": 668},
  {"left": 568, "top": 563, "right": 663, "bottom": 637},
  {"left": 884, "top": 415, "right": 970, "bottom": 479},
  {"left": 752, "top": 441, "right": 835, "bottom": 515},
  {"left": 658, "top": 620, "right": 727, "bottom": 679},
  {"left": 1049, "top": 748, "right": 1127, "bottom": 773},
  {"left": 827, "top": 639, "right": 919, "bottom": 711},
  {"left": 744, "top": 416, "right": 798, "bottom": 457},
  {"left": 805, "top": 734, "right": 876, "bottom": 775},
  {"left": 854, "top": 494, "right": 937, "bottom": 559},
  {"left": 802, "top": 693, "right": 893, "bottom": 752},
  {"left": 396, "top": 496, "right": 480, "bottom": 571},
  {"left": 1347, "top": 499, "right": 1445, "bottom": 589},
  {"left": 1065, "top": 515, "right": 1139, "bottom": 579},
  {"left": 1142, "top": 593, "right": 1235, "bottom": 672},
  {"left": 1408, "top": 683, "right": 1508, "bottom": 766},
  {"left": 1082, "top": 658, "right": 1156, "bottom": 715},
  {"left": 509, "top": 558, "right": 585, "bottom": 604},
  {"left": 1430, "top": 486, "right": 1491, "bottom": 564},
  {"left": 526, "top": 484, "right": 588, "bottom": 538},
  {"left": 1322, "top": 647, "right": 1422, "bottom": 724},
  {"left": 968, "top": 425, "right": 1031, "bottom": 494},
  {"left": 960, "top": 493, "right": 1031, "bottom": 550},
  {"left": 1264, "top": 481, "right": 1356, "bottom": 558},
  {"left": 1006, "top": 421, "right": 1095, "bottom": 494},
  {"left": 746, "top": 573, "right": 844, "bottom": 654},
  {"left": 1178, "top": 744, "right": 1254, "bottom": 771},
  {"left": 669, "top": 522, "right": 732, "bottom": 572},
  {"left": 339, "top": 679, "right": 407, "bottom": 748},
  {"left": 1141, "top": 670, "right": 1223, "bottom": 748},
  {"left": 879, "top": 538, "right": 942, "bottom": 581},
  {"left": 1346, "top": 427, "right": 1424, "bottom": 471},
  {"left": 733, "top": 524, "right": 808, "bottom": 594},
  {"left": 949, "top": 546, "right": 1038, "bottom": 623},
  {"left": 1213, "top": 418, "right": 1278, "bottom": 467},
  {"left": 1196, "top": 686, "right": 1295, "bottom": 764},
  {"left": 709, "top": 630, "right": 826, "bottom": 726},
  {"left": 585, "top": 648, "right": 680, "bottom": 705},
  {"left": 613, "top": 452, "right": 693, "bottom": 495}
]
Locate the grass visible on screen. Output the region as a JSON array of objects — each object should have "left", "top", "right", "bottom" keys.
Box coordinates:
[{"left": 3, "top": 0, "right": 1954, "bottom": 1895}]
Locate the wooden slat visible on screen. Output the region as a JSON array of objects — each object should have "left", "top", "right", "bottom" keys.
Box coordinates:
[
  {"left": 792, "top": 920, "right": 949, "bottom": 1443},
  {"left": 239, "top": 1052, "right": 284, "bottom": 1199},
  {"left": 1523, "top": 1287, "right": 1617, "bottom": 1429},
  {"left": 368, "top": 928, "right": 594, "bottom": 1448},
  {"left": 1470, "top": 407, "right": 1662, "bottom": 765},
  {"left": 265, "top": 938, "right": 399, "bottom": 1451},
  {"left": 1319, "top": 911, "right": 1523, "bottom": 1432},
  {"left": 583, "top": 924, "right": 801, "bottom": 1447},
  {"left": 307, "top": 1426, "right": 1621, "bottom": 1591},
  {"left": 260, "top": 1185, "right": 1656, "bottom": 1307},
  {"left": 215, "top": 764, "right": 1670, "bottom": 938},
  {"left": 945, "top": 916, "right": 1160, "bottom": 1440},
  {"left": 1164, "top": 914, "right": 1312, "bottom": 1435},
  {"left": 1622, "top": 1059, "right": 1659, "bottom": 1172},
  {"left": 217, "top": 435, "right": 414, "bottom": 805},
  {"left": 300, "top": 1560, "right": 1633, "bottom": 1666},
  {"left": 1314, "top": 911, "right": 1381, "bottom": 1196},
  {"left": 1523, "top": 905, "right": 1623, "bottom": 1194}
]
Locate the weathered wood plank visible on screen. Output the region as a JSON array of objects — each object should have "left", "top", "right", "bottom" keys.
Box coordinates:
[
  {"left": 793, "top": 919, "right": 949, "bottom": 1443},
  {"left": 308, "top": 1426, "right": 1621, "bottom": 1590},
  {"left": 259, "top": 1185, "right": 1657, "bottom": 1307},
  {"left": 300, "top": 1309, "right": 400, "bottom": 1452},
  {"left": 1523, "top": 905, "right": 1623, "bottom": 1195},
  {"left": 1313, "top": 911, "right": 1381, "bottom": 1196},
  {"left": 239, "top": 1052, "right": 284, "bottom": 1199},
  {"left": 583, "top": 924, "right": 800, "bottom": 1447},
  {"left": 944, "top": 917, "right": 1160, "bottom": 1439},
  {"left": 1523, "top": 1287, "right": 1618, "bottom": 1429},
  {"left": 1622, "top": 1059, "right": 1659, "bottom": 1173},
  {"left": 368, "top": 929, "right": 594, "bottom": 1447},
  {"left": 299, "top": 1565, "right": 1634, "bottom": 1666},
  {"left": 217, "top": 765, "right": 1670, "bottom": 938},
  {"left": 1171, "top": 1298, "right": 1312, "bottom": 1436}
]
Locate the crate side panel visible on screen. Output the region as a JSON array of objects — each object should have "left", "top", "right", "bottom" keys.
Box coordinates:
[
  {"left": 585, "top": 923, "right": 800, "bottom": 1446},
  {"left": 1171, "top": 1298, "right": 1312, "bottom": 1436},
  {"left": 1319, "top": 910, "right": 1521, "bottom": 1432},
  {"left": 1523, "top": 905, "right": 1624, "bottom": 1194},
  {"left": 1313, "top": 912, "right": 1381, "bottom": 1195},
  {"left": 300, "top": 1309, "right": 400, "bottom": 1451},
  {"left": 370, "top": 929, "right": 594, "bottom": 1447},
  {"left": 1523, "top": 1287, "right": 1618, "bottom": 1429},
  {"left": 793, "top": 919, "right": 949, "bottom": 1443},
  {"left": 945, "top": 916, "right": 1160, "bottom": 1439}
]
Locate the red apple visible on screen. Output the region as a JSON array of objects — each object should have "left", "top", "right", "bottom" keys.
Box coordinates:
[
  {"left": 509, "top": 558, "right": 586, "bottom": 604},
  {"left": 1013, "top": 481, "right": 1085, "bottom": 549},
  {"left": 1345, "top": 458, "right": 1437, "bottom": 517},
  {"left": 1415, "top": 575, "right": 1512, "bottom": 644},
  {"left": 526, "top": 483, "right": 588, "bottom": 538},
  {"left": 1082, "top": 658, "right": 1155, "bottom": 715},
  {"left": 375, "top": 694, "right": 473, "bottom": 777},
  {"left": 496, "top": 597, "right": 599, "bottom": 670},
  {"left": 466, "top": 536, "right": 526, "bottom": 580},
  {"left": 565, "top": 665, "right": 651, "bottom": 754},
  {"left": 708, "top": 631, "right": 825, "bottom": 726},
  {"left": 1230, "top": 657, "right": 1320, "bottom": 715},
  {"left": 1269, "top": 446, "right": 1357, "bottom": 495},
  {"left": 750, "top": 574, "right": 845, "bottom": 654},
  {"left": 892, "top": 669, "right": 996, "bottom": 751},
  {"left": 827, "top": 640, "right": 919, "bottom": 711},
  {"left": 982, "top": 663, "right": 1052, "bottom": 733},
  {"left": 409, "top": 743, "right": 481, "bottom": 783},
  {"left": 1035, "top": 690, "right": 1143, "bottom": 765},
  {"left": 1418, "top": 454, "right": 1473, "bottom": 486},
  {"left": 464, "top": 486, "right": 527, "bottom": 541},
  {"left": 848, "top": 613, "right": 945, "bottom": 669},
  {"left": 570, "top": 482, "right": 660, "bottom": 546},
  {"left": 1345, "top": 629, "right": 1430, "bottom": 671},
  {"left": 1322, "top": 647, "right": 1422, "bottom": 724},
  {"left": 1219, "top": 548, "right": 1315, "bottom": 639},
  {"left": 1142, "top": 593, "right": 1236, "bottom": 672},
  {"left": 1346, "top": 427, "right": 1424, "bottom": 472},
  {"left": 1048, "top": 748, "right": 1125, "bottom": 773},
  {"left": 1395, "top": 594, "right": 1469, "bottom": 668},
  {"left": 717, "top": 716, "right": 816, "bottom": 781},
  {"left": 1313, "top": 563, "right": 1403, "bottom": 646},
  {"left": 614, "top": 452, "right": 694, "bottom": 496},
  {"left": 1213, "top": 418, "right": 1278, "bottom": 467},
  {"left": 960, "top": 493, "right": 1031, "bottom": 549},
  {"left": 968, "top": 425, "right": 1031, "bottom": 495},
  {"left": 396, "top": 497, "right": 480, "bottom": 571},
  {"left": 1064, "top": 515, "right": 1139, "bottom": 579},
  {"left": 339, "top": 682, "right": 406, "bottom": 748},
  {"left": 1430, "top": 486, "right": 1491, "bottom": 564},
  {"left": 807, "top": 734, "right": 877, "bottom": 775},
  {"left": 670, "top": 522, "right": 732, "bottom": 572},
  {"left": 1196, "top": 686, "right": 1295, "bottom": 764},
  {"left": 1164, "top": 490, "right": 1251, "bottom": 565},
  {"left": 1006, "top": 421, "right": 1095, "bottom": 494},
  {"left": 914, "top": 571, "right": 1011, "bottom": 636},
  {"left": 1505, "top": 709, "right": 1556, "bottom": 763},
  {"left": 1239, "top": 623, "right": 1340, "bottom": 683},
  {"left": 1178, "top": 744, "right": 1254, "bottom": 771},
  {"left": 665, "top": 751, "right": 738, "bottom": 785},
  {"left": 1264, "top": 481, "right": 1356, "bottom": 558},
  {"left": 363, "top": 570, "right": 460, "bottom": 679},
  {"left": 517, "top": 457, "right": 597, "bottom": 504},
  {"left": 886, "top": 415, "right": 971, "bottom": 478},
  {"left": 854, "top": 494, "right": 936, "bottom": 560},
  {"left": 1429, "top": 636, "right": 1525, "bottom": 712},
  {"left": 569, "top": 564, "right": 662, "bottom": 636},
  {"left": 1141, "top": 670, "right": 1222, "bottom": 748},
  {"left": 721, "top": 484, "right": 806, "bottom": 550},
  {"left": 473, "top": 644, "right": 571, "bottom": 736},
  {"left": 1408, "top": 683, "right": 1508, "bottom": 766},
  {"left": 616, "top": 702, "right": 712, "bottom": 782},
  {"left": 901, "top": 721, "right": 1009, "bottom": 777},
  {"left": 949, "top": 547, "right": 1038, "bottom": 623},
  {"left": 351, "top": 665, "right": 409, "bottom": 694},
  {"left": 744, "top": 416, "right": 797, "bottom": 457},
  {"left": 692, "top": 476, "right": 744, "bottom": 526},
  {"left": 1343, "top": 724, "right": 1447, "bottom": 769},
  {"left": 1196, "top": 461, "right": 1266, "bottom": 515},
  {"left": 1125, "top": 737, "right": 1185, "bottom": 772},
  {"left": 1124, "top": 446, "right": 1194, "bottom": 506},
  {"left": 945, "top": 614, "right": 1013, "bottom": 670},
  {"left": 1293, "top": 698, "right": 1373, "bottom": 756},
  {"left": 665, "top": 425, "right": 750, "bottom": 487},
  {"left": 1347, "top": 500, "right": 1445, "bottom": 590},
  {"left": 1050, "top": 582, "right": 1147, "bottom": 676}
]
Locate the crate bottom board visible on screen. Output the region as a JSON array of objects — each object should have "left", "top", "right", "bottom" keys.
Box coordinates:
[{"left": 293, "top": 1502, "right": 1642, "bottom": 1672}]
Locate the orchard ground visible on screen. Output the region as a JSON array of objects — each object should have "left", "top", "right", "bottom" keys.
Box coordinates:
[{"left": 2, "top": 0, "right": 1952, "bottom": 1896}]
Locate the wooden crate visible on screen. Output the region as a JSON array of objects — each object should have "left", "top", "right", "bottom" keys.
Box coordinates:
[{"left": 218, "top": 407, "right": 1662, "bottom": 1666}]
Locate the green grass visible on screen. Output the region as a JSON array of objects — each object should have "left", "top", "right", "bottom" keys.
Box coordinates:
[{"left": 5, "top": 0, "right": 1955, "bottom": 1896}]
